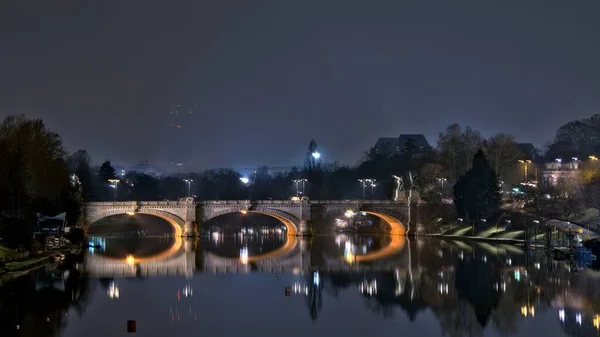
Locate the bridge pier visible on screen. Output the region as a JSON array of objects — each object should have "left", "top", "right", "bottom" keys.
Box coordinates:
[
  {"left": 183, "top": 221, "right": 199, "bottom": 237},
  {"left": 297, "top": 220, "right": 311, "bottom": 236}
]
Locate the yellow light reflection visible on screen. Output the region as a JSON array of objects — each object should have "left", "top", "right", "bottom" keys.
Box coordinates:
[
  {"left": 593, "top": 315, "right": 599, "bottom": 329},
  {"left": 521, "top": 306, "right": 535, "bottom": 317},
  {"left": 345, "top": 250, "right": 356, "bottom": 264},
  {"left": 126, "top": 254, "right": 135, "bottom": 265},
  {"left": 126, "top": 211, "right": 135, "bottom": 216}
]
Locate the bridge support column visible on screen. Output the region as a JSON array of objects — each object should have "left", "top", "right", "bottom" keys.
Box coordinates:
[
  {"left": 297, "top": 220, "right": 311, "bottom": 236},
  {"left": 183, "top": 221, "right": 199, "bottom": 237}
]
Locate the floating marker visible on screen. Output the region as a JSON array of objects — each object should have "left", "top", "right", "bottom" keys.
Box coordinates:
[{"left": 127, "top": 320, "right": 136, "bottom": 333}]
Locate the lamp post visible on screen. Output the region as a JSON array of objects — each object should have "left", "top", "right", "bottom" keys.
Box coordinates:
[
  {"left": 370, "top": 181, "right": 377, "bottom": 200},
  {"left": 183, "top": 179, "right": 193, "bottom": 197},
  {"left": 518, "top": 160, "right": 531, "bottom": 180},
  {"left": 292, "top": 179, "right": 308, "bottom": 196},
  {"left": 108, "top": 179, "right": 120, "bottom": 201},
  {"left": 358, "top": 179, "right": 375, "bottom": 200},
  {"left": 437, "top": 178, "right": 447, "bottom": 198}
]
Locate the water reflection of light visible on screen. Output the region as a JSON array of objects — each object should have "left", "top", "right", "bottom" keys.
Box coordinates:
[
  {"left": 240, "top": 247, "right": 249, "bottom": 265},
  {"left": 359, "top": 279, "right": 377, "bottom": 296},
  {"left": 593, "top": 315, "right": 599, "bottom": 329},
  {"left": 126, "top": 255, "right": 135, "bottom": 265},
  {"left": 438, "top": 283, "right": 449, "bottom": 294},
  {"left": 458, "top": 251, "right": 464, "bottom": 260},
  {"left": 576, "top": 312, "right": 582, "bottom": 325},
  {"left": 211, "top": 232, "right": 221, "bottom": 245},
  {"left": 182, "top": 285, "right": 193, "bottom": 298},
  {"left": 344, "top": 241, "right": 356, "bottom": 264},
  {"left": 559, "top": 309, "right": 565, "bottom": 322},
  {"left": 313, "top": 272, "right": 320, "bottom": 287},
  {"left": 108, "top": 281, "right": 120, "bottom": 299},
  {"left": 292, "top": 282, "right": 309, "bottom": 295},
  {"left": 521, "top": 306, "right": 535, "bottom": 317}
]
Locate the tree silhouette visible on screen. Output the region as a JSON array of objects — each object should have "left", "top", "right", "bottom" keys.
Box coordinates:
[{"left": 454, "top": 149, "right": 501, "bottom": 224}]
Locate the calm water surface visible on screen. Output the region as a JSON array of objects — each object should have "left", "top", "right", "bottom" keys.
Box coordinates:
[{"left": 2, "top": 233, "right": 600, "bottom": 337}]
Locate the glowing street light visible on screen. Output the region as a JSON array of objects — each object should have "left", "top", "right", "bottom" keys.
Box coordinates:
[
  {"left": 311, "top": 152, "right": 321, "bottom": 160},
  {"left": 358, "top": 179, "right": 375, "bottom": 200},
  {"left": 126, "top": 254, "right": 135, "bottom": 266},
  {"left": 292, "top": 178, "right": 308, "bottom": 195},
  {"left": 240, "top": 177, "right": 250, "bottom": 185},
  {"left": 108, "top": 179, "right": 120, "bottom": 201},
  {"left": 589, "top": 155, "right": 598, "bottom": 161},
  {"left": 518, "top": 160, "right": 532, "bottom": 180},
  {"left": 183, "top": 179, "right": 193, "bottom": 197}
]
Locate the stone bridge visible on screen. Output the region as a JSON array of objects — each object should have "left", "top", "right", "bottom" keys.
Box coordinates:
[
  {"left": 85, "top": 199, "right": 415, "bottom": 237},
  {"left": 85, "top": 198, "right": 197, "bottom": 236}
]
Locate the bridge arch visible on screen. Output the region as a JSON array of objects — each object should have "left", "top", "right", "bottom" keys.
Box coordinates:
[
  {"left": 86, "top": 208, "right": 184, "bottom": 237},
  {"left": 360, "top": 211, "right": 406, "bottom": 236},
  {"left": 320, "top": 204, "right": 407, "bottom": 235},
  {"left": 204, "top": 208, "right": 300, "bottom": 236}
]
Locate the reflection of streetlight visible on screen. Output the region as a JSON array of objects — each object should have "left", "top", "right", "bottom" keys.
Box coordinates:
[
  {"left": 521, "top": 306, "right": 535, "bottom": 317},
  {"left": 240, "top": 247, "right": 249, "bottom": 265},
  {"left": 126, "top": 254, "right": 135, "bottom": 265},
  {"left": 183, "top": 179, "right": 193, "bottom": 197},
  {"left": 108, "top": 179, "right": 120, "bottom": 201},
  {"left": 108, "top": 281, "right": 120, "bottom": 299}
]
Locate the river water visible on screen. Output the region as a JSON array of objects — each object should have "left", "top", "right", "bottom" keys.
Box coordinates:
[{"left": 1, "top": 234, "right": 599, "bottom": 337}]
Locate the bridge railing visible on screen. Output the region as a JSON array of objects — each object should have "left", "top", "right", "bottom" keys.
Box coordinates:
[
  {"left": 198, "top": 200, "right": 305, "bottom": 205},
  {"left": 86, "top": 200, "right": 194, "bottom": 206},
  {"left": 309, "top": 200, "right": 401, "bottom": 204}
]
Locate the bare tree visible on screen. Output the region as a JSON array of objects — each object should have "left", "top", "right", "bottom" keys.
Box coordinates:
[
  {"left": 437, "top": 124, "right": 483, "bottom": 182},
  {"left": 484, "top": 133, "right": 522, "bottom": 181}
]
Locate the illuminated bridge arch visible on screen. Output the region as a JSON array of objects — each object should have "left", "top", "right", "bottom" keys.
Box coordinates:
[
  {"left": 316, "top": 201, "right": 408, "bottom": 235},
  {"left": 85, "top": 199, "right": 197, "bottom": 237},
  {"left": 201, "top": 203, "right": 302, "bottom": 236}
]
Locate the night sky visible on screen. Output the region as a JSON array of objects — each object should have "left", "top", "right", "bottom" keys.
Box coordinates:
[{"left": 1, "top": 1, "right": 599, "bottom": 171}]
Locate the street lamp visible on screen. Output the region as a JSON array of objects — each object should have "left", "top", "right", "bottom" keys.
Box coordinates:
[
  {"left": 358, "top": 179, "right": 375, "bottom": 200},
  {"left": 589, "top": 155, "right": 598, "bottom": 161},
  {"left": 370, "top": 181, "right": 377, "bottom": 200},
  {"left": 108, "top": 179, "right": 120, "bottom": 201},
  {"left": 437, "top": 178, "right": 447, "bottom": 197},
  {"left": 311, "top": 152, "right": 321, "bottom": 160},
  {"left": 240, "top": 177, "right": 250, "bottom": 185},
  {"left": 518, "top": 160, "right": 532, "bottom": 180},
  {"left": 183, "top": 179, "right": 193, "bottom": 197},
  {"left": 292, "top": 179, "right": 308, "bottom": 196}
]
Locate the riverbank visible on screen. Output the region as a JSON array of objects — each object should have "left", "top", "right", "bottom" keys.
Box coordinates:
[
  {"left": 0, "top": 244, "right": 81, "bottom": 287},
  {"left": 0, "top": 255, "right": 53, "bottom": 286}
]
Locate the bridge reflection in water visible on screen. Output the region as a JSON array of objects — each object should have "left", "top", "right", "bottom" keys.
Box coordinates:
[
  {"left": 84, "top": 232, "right": 412, "bottom": 277},
  {"left": 84, "top": 234, "right": 535, "bottom": 278}
]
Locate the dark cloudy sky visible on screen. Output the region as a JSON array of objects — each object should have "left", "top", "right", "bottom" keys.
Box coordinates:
[{"left": 1, "top": 1, "right": 599, "bottom": 171}]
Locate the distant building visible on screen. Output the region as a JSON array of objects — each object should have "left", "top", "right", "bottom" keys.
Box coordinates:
[
  {"left": 542, "top": 158, "right": 580, "bottom": 186},
  {"left": 373, "top": 134, "right": 431, "bottom": 155}
]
